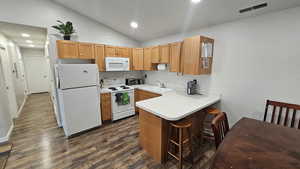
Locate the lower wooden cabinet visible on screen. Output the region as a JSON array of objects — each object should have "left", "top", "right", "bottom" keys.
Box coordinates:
[
  {"left": 135, "top": 89, "right": 161, "bottom": 112},
  {"left": 100, "top": 93, "right": 112, "bottom": 122}
]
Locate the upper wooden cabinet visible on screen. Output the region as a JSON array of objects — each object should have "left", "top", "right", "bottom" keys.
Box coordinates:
[
  {"left": 143, "top": 47, "right": 155, "bottom": 71},
  {"left": 78, "top": 42, "right": 95, "bottom": 59},
  {"left": 105, "top": 45, "right": 117, "bottom": 57},
  {"left": 57, "top": 40, "right": 78, "bottom": 59},
  {"left": 182, "top": 36, "right": 214, "bottom": 75},
  {"left": 95, "top": 44, "right": 105, "bottom": 72},
  {"left": 151, "top": 46, "right": 160, "bottom": 63},
  {"left": 169, "top": 42, "right": 182, "bottom": 72},
  {"left": 132, "top": 48, "right": 144, "bottom": 70},
  {"left": 116, "top": 47, "right": 131, "bottom": 57},
  {"left": 159, "top": 44, "right": 170, "bottom": 64}
]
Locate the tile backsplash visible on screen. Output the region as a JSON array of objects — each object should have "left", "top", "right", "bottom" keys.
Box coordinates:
[{"left": 100, "top": 71, "right": 143, "bottom": 86}]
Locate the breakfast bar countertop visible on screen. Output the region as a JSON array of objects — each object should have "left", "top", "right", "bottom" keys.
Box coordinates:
[{"left": 136, "top": 91, "right": 221, "bottom": 121}]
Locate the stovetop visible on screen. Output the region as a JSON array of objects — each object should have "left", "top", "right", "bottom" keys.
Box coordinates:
[{"left": 104, "top": 85, "right": 134, "bottom": 93}]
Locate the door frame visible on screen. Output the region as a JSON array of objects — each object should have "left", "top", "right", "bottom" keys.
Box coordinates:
[{"left": 0, "top": 45, "right": 18, "bottom": 118}]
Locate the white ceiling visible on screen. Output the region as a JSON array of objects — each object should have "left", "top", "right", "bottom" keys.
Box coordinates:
[
  {"left": 52, "top": 0, "right": 300, "bottom": 42},
  {"left": 0, "top": 22, "right": 47, "bottom": 49}
]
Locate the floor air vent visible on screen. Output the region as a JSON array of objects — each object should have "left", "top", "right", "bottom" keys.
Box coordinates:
[{"left": 239, "top": 2, "right": 268, "bottom": 13}]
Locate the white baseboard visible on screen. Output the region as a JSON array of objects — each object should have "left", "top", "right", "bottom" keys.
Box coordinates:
[
  {"left": 16, "top": 95, "right": 28, "bottom": 118},
  {"left": 0, "top": 123, "right": 14, "bottom": 143}
]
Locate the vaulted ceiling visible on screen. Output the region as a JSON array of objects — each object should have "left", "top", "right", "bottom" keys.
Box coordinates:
[{"left": 52, "top": 0, "right": 300, "bottom": 42}]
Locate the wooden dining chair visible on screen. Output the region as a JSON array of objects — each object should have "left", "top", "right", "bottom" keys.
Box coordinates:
[
  {"left": 263, "top": 100, "right": 300, "bottom": 129},
  {"left": 211, "top": 112, "right": 229, "bottom": 149}
]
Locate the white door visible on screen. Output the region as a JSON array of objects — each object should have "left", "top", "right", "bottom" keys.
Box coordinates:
[
  {"left": 58, "top": 86, "right": 101, "bottom": 136},
  {"left": 0, "top": 48, "right": 18, "bottom": 117},
  {"left": 24, "top": 57, "right": 50, "bottom": 94},
  {"left": 0, "top": 51, "right": 12, "bottom": 136}
]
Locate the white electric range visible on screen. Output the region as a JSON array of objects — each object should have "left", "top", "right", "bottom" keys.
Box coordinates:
[{"left": 102, "top": 85, "right": 135, "bottom": 121}]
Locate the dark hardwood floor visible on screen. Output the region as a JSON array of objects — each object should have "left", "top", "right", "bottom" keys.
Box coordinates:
[{"left": 6, "top": 93, "right": 215, "bottom": 169}]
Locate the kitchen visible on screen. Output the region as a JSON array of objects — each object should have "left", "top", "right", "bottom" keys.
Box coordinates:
[{"left": 0, "top": 0, "right": 300, "bottom": 169}]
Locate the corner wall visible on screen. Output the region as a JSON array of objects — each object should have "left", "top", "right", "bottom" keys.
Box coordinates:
[{"left": 142, "top": 7, "right": 300, "bottom": 126}]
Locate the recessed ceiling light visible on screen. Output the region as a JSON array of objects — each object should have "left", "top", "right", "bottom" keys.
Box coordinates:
[
  {"left": 191, "top": 0, "right": 202, "bottom": 4},
  {"left": 26, "top": 40, "right": 33, "bottom": 43},
  {"left": 21, "top": 33, "right": 30, "bottom": 37},
  {"left": 29, "top": 44, "right": 35, "bottom": 47},
  {"left": 130, "top": 21, "right": 138, "bottom": 29}
]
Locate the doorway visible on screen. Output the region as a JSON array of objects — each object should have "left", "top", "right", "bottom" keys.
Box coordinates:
[{"left": 24, "top": 56, "right": 50, "bottom": 94}]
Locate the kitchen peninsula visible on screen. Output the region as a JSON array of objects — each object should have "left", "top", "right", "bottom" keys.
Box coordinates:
[{"left": 136, "top": 91, "right": 221, "bottom": 163}]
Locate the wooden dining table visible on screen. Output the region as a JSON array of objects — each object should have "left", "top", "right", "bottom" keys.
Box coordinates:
[{"left": 210, "top": 117, "right": 300, "bottom": 169}]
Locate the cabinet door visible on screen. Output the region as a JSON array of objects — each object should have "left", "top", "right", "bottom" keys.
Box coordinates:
[
  {"left": 95, "top": 44, "right": 105, "bottom": 72},
  {"left": 159, "top": 44, "right": 170, "bottom": 63},
  {"left": 132, "top": 48, "right": 144, "bottom": 70},
  {"left": 151, "top": 46, "right": 160, "bottom": 63},
  {"left": 105, "top": 45, "right": 116, "bottom": 57},
  {"left": 199, "top": 37, "right": 214, "bottom": 74},
  {"left": 182, "top": 36, "right": 201, "bottom": 75},
  {"left": 169, "top": 42, "right": 182, "bottom": 72},
  {"left": 143, "top": 47, "right": 154, "bottom": 71},
  {"left": 78, "top": 42, "right": 95, "bottom": 59},
  {"left": 116, "top": 47, "right": 131, "bottom": 57},
  {"left": 101, "top": 93, "right": 112, "bottom": 122},
  {"left": 57, "top": 40, "right": 78, "bottom": 59}
]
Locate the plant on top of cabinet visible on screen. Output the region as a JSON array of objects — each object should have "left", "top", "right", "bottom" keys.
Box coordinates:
[
  {"left": 182, "top": 36, "right": 214, "bottom": 75},
  {"left": 169, "top": 42, "right": 182, "bottom": 72},
  {"left": 132, "top": 48, "right": 144, "bottom": 70},
  {"left": 52, "top": 20, "right": 75, "bottom": 40}
]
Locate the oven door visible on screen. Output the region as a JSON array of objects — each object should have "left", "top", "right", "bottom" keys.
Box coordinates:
[
  {"left": 105, "top": 57, "right": 129, "bottom": 71},
  {"left": 111, "top": 91, "right": 134, "bottom": 113}
]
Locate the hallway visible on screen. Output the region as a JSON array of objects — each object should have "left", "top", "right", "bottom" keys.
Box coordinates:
[{"left": 5, "top": 93, "right": 214, "bottom": 169}]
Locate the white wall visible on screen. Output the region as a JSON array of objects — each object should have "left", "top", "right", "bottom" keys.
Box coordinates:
[
  {"left": 142, "top": 7, "right": 300, "bottom": 126},
  {"left": 0, "top": 0, "right": 140, "bottom": 47},
  {"left": 20, "top": 48, "right": 45, "bottom": 57}
]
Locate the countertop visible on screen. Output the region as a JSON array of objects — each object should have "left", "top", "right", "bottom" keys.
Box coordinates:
[
  {"left": 99, "top": 84, "right": 173, "bottom": 94},
  {"left": 136, "top": 91, "right": 221, "bottom": 121}
]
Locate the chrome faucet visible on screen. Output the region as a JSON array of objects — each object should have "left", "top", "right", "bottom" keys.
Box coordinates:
[{"left": 156, "top": 80, "right": 166, "bottom": 88}]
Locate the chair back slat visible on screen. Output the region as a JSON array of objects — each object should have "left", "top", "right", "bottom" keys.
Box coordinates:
[
  {"left": 263, "top": 100, "right": 300, "bottom": 129},
  {"left": 271, "top": 106, "right": 276, "bottom": 123},
  {"left": 212, "top": 112, "right": 229, "bottom": 149},
  {"left": 277, "top": 107, "right": 283, "bottom": 125},
  {"left": 291, "top": 109, "right": 297, "bottom": 128},
  {"left": 284, "top": 108, "right": 290, "bottom": 126}
]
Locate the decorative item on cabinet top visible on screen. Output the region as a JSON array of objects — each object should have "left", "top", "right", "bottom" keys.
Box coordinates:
[{"left": 52, "top": 20, "right": 76, "bottom": 40}]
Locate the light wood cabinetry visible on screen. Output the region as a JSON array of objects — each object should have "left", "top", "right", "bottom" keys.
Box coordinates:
[
  {"left": 159, "top": 44, "right": 170, "bottom": 63},
  {"left": 95, "top": 44, "right": 105, "bottom": 72},
  {"left": 143, "top": 47, "right": 155, "bottom": 71},
  {"left": 151, "top": 46, "right": 160, "bottom": 63},
  {"left": 116, "top": 47, "right": 131, "bottom": 57},
  {"left": 182, "top": 36, "right": 214, "bottom": 75},
  {"left": 132, "top": 48, "right": 144, "bottom": 70},
  {"left": 169, "top": 42, "right": 182, "bottom": 72},
  {"left": 100, "top": 93, "right": 112, "bottom": 122},
  {"left": 78, "top": 42, "right": 95, "bottom": 59},
  {"left": 57, "top": 40, "right": 79, "bottom": 59},
  {"left": 105, "top": 45, "right": 117, "bottom": 57}
]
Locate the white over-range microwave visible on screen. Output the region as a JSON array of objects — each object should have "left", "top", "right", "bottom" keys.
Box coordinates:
[{"left": 105, "top": 57, "right": 130, "bottom": 71}]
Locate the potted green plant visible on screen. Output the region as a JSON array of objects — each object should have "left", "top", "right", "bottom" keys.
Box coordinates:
[{"left": 52, "top": 20, "right": 75, "bottom": 40}]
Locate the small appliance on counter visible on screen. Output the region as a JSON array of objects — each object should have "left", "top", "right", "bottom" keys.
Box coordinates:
[
  {"left": 187, "top": 79, "right": 198, "bottom": 95},
  {"left": 125, "top": 78, "right": 144, "bottom": 86}
]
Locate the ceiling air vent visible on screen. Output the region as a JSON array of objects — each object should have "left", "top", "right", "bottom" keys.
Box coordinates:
[{"left": 239, "top": 2, "right": 268, "bottom": 13}]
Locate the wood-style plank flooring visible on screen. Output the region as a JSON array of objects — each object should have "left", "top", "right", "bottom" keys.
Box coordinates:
[{"left": 6, "top": 93, "right": 215, "bottom": 169}]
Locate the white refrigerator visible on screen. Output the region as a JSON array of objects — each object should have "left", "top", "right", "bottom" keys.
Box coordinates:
[{"left": 56, "top": 64, "right": 101, "bottom": 137}]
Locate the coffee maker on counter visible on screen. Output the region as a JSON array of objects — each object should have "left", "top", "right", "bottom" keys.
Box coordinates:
[{"left": 187, "top": 79, "right": 198, "bottom": 95}]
